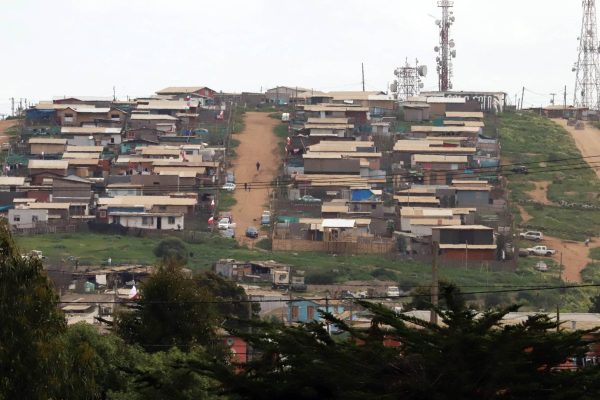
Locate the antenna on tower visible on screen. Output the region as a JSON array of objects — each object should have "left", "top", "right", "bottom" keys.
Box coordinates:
[
  {"left": 391, "top": 58, "right": 427, "bottom": 101},
  {"left": 573, "top": 0, "right": 600, "bottom": 110},
  {"left": 434, "top": 0, "right": 456, "bottom": 92}
]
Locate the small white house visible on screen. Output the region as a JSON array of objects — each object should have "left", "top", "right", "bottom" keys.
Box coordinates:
[
  {"left": 8, "top": 208, "right": 48, "bottom": 229},
  {"left": 108, "top": 211, "right": 184, "bottom": 230}
]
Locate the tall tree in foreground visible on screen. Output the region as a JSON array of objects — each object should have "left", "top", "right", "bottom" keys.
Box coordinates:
[
  {"left": 0, "top": 222, "right": 66, "bottom": 399},
  {"left": 204, "top": 286, "right": 600, "bottom": 400},
  {"left": 115, "top": 262, "right": 218, "bottom": 352}
]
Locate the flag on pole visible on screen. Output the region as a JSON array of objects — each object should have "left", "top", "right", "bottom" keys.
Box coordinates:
[{"left": 211, "top": 199, "right": 215, "bottom": 208}]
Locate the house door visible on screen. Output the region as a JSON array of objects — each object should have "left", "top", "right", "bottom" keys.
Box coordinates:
[{"left": 157, "top": 217, "right": 162, "bottom": 230}]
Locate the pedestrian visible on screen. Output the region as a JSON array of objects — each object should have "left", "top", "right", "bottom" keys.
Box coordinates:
[
  {"left": 585, "top": 237, "right": 591, "bottom": 247},
  {"left": 256, "top": 161, "right": 260, "bottom": 172},
  {"left": 244, "top": 182, "right": 248, "bottom": 191},
  {"left": 248, "top": 183, "right": 251, "bottom": 191}
]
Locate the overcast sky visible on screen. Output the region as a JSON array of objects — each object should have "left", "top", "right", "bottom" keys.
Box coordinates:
[{"left": 0, "top": 0, "right": 584, "bottom": 115}]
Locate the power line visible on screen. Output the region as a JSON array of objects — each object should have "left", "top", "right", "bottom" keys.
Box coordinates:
[{"left": 54, "top": 283, "right": 600, "bottom": 305}]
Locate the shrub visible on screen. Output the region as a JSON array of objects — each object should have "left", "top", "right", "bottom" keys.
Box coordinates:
[
  {"left": 305, "top": 271, "right": 336, "bottom": 285},
  {"left": 153, "top": 237, "right": 188, "bottom": 264}
]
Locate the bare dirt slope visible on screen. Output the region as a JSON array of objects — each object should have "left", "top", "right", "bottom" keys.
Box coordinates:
[
  {"left": 526, "top": 181, "right": 552, "bottom": 205},
  {"left": 230, "top": 112, "right": 280, "bottom": 245},
  {"left": 0, "top": 120, "right": 17, "bottom": 144},
  {"left": 544, "top": 236, "right": 596, "bottom": 283},
  {"left": 552, "top": 118, "right": 600, "bottom": 179}
]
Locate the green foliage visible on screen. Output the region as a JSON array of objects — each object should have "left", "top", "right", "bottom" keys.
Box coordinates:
[
  {"left": 0, "top": 222, "right": 67, "bottom": 399},
  {"left": 370, "top": 267, "right": 398, "bottom": 281},
  {"left": 255, "top": 238, "right": 272, "bottom": 250},
  {"left": 116, "top": 263, "right": 218, "bottom": 352},
  {"left": 153, "top": 237, "right": 188, "bottom": 264},
  {"left": 204, "top": 288, "right": 600, "bottom": 400},
  {"left": 305, "top": 271, "right": 336, "bottom": 285}
]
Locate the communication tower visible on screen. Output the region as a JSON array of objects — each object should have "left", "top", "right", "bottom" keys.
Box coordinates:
[
  {"left": 391, "top": 59, "right": 427, "bottom": 101},
  {"left": 434, "top": 0, "right": 456, "bottom": 91},
  {"left": 573, "top": 0, "right": 600, "bottom": 110}
]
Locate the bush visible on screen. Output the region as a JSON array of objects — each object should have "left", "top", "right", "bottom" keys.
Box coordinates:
[
  {"left": 370, "top": 267, "right": 398, "bottom": 281},
  {"left": 255, "top": 238, "right": 272, "bottom": 250},
  {"left": 153, "top": 237, "right": 188, "bottom": 264},
  {"left": 305, "top": 271, "right": 336, "bottom": 285}
]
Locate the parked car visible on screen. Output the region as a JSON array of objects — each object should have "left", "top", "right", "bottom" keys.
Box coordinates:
[
  {"left": 221, "top": 182, "right": 236, "bottom": 192},
  {"left": 261, "top": 210, "right": 271, "bottom": 225},
  {"left": 535, "top": 261, "right": 549, "bottom": 272},
  {"left": 526, "top": 245, "right": 556, "bottom": 257},
  {"left": 519, "top": 231, "right": 544, "bottom": 241},
  {"left": 218, "top": 217, "right": 236, "bottom": 230},
  {"left": 299, "top": 195, "right": 322, "bottom": 203},
  {"left": 220, "top": 228, "right": 235, "bottom": 239},
  {"left": 245, "top": 226, "right": 259, "bottom": 238},
  {"left": 511, "top": 165, "right": 528, "bottom": 174},
  {"left": 386, "top": 286, "right": 400, "bottom": 298}
]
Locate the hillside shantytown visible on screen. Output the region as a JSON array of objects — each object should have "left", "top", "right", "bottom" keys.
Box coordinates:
[{"left": 5, "top": 0, "right": 600, "bottom": 398}]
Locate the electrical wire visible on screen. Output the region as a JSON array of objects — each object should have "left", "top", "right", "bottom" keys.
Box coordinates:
[{"left": 55, "top": 283, "right": 600, "bottom": 305}]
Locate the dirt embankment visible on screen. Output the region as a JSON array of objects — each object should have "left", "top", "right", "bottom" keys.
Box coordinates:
[
  {"left": 542, "top": 236, "right": 596, "bottom": 283},
  {"left": 229, "top": 112, "right": 280, "bottom": 245},
  {"left": 0, "top": 120, "right": 17, "bottom": 144},
  {"left": 552, "top": 118, "right": 600, "bottom": 180}
]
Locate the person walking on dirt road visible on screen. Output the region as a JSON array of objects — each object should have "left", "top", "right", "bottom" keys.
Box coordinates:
[
  {"left": 256, "top": 161, "right": 261, "bottom": 172},
  {"left": 244, "top": 182, "right": 248, "bottom": 191}
]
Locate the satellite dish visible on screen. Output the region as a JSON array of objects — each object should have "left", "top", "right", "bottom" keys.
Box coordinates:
[
  {"left": 451, "top": 50, "right": 457, "bottom": 58},
  {"left": 419, "top": 83, "right": 424, "bottom": 89},
  {"left": 434, "top": 46, "right": 440, "bottom": 52},
  {"left": 449, "top": 40, "right": 455, "bottom": 48},
  {"left": 418, "top": 65, "right": 428, "bottom": 77},
  {"left": 435, "top": 20, "right": 441, "bottom": 26},
  {"left": 572, "top": 67, "right": 577, "bottom": 72}
]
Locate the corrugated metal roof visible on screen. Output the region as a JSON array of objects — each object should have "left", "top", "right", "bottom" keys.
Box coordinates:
[
  {"left": 305, "top": 124, "right": 353, "bottom": 129},
  {"left": 426, "top": 97, "right": 466, "bottom": 104},
  {"left": 412, "top": 154, "right": 468, "bottom": 163},
  {"left": 156, "top": 86, "right": 211, "bottom": 95},
  {"left": 321, "top": 203, "right": 348, "bottom": 213},
  {"left": 66, "top": 145, "right": 104, "bottom": 153},
  {"left": 62, "top": 153, "right": 101, "bottom": 159},
  {"left": 97, "top": 196, "right": 197, "bottom": 207},
  {"left": 395, "top": 196, "right": 440, "bottom": 204},
  {"left": 432, "top": 224, "right": 493, "bottom": 230},
  {"left": 130, "top": 114, "right": 179, "bottom": 121},
  {"left": 136, "top": 100, "right": 189, "bottom": 110},
  {"left": 306, "top": 117, "right": 349, "bottom": 124},
  {"left": 28, "top": 160, "right": 68, "bottom": 169},
  {"left": 29, "top": 138, "right": 67, "bottom": 145},
  {"left": 27, "top": 202, "right": 71, "bottom": 209},
  {"left": 301, "top": 104, "right": 369, "bottom": 112},
  {"left": 411, "top": 126, "right": 480, "bottom": 133},
  {"left": 322, "top": 219, "right": 356, "bottom": 228},
  {"left": 446, "top": 111, "right": 484, "bottom": 119},
  {"left": 61, "top": 127, "right": 121, "bottom": 135},
  {"left": 308, "top": 141, "right": 375, "bottom": 152},
  {"left": 409, "top": 219, "right": 461, "bottom": 226},
  {"left": 0, "top": 177, "right": 25, "bottom": 186},
  {"left": 439, "top": 244, "right": 496, "bottom": 249}
]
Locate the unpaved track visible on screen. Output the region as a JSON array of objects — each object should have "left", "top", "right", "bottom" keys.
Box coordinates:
[
  {"left": 544, "top": 236, "right": 596, "bottom": 283},
  {"left": 552, "top": 119, "right": 600, "bottom": 179},
  {"left": 230, "top": 112, "right": 279, "bottom": 245}
]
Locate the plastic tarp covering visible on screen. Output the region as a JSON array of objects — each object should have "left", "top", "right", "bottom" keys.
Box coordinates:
[{"left": 351, "top": 189, "right": 373, "bottom": 201}]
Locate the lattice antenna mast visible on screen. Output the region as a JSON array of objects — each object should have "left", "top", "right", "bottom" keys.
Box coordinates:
[
  {"left": 392, "top": 59, "right": 427, "bottom": 101},
  {"left": 434, "top": 0, "right": 456, "bottom": 91},
  {"left": 573, "top": 0, "right": 600, "bottom": 110}
]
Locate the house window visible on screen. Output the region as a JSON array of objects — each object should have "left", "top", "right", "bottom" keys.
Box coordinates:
[
  {"left": 111, "top": 114, "right": 120, "bottom": 119},
  {"left": 142, "top": 216, "right": 154, "bottom": 226},
  {"left": 168, "top": 216, "right": 176, "bottom": 224},
  {"left": 99, "top": 210, "right": 107, "bottom": 218},
  {"left": 158, "top": 205, "right": 167, "bottom": 211},
  {"left": 32, "top": 215, "right": 38, "bottom": 223},
  {"left": 110, "top": 137, "right": 115, "bottom": 144},
  {"left": 291, "top": 306, "right": 299, "bottom": 320},
  {"left": 371, "top": 204, "right": 376, "bottom": 210},
  {"left": 64, "top": 113, "right": 73, "bottom": 118},
  {"left": 112, "top": 216, "right": 120, "bottom": 224},
  {"left": 13, "top": 215, "right": 20, "bottom": 222}
]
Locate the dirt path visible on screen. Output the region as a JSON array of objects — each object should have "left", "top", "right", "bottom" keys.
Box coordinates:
[
  {"left": 552, "top": 118, "right": 600, "bottom": 179},
  {"left": 542, "top": 236, "right": 598, "bottom": 283},
  {"left": 230, "top": 112, "right": 280, "bottom": 245},
  {"left": 526, "top": 180, "right": 552, "bottom": 205}
]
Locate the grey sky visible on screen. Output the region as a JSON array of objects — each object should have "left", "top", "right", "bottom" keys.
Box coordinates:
[{"left": 0, "top": 0, "right": 584, "bottom": 114}]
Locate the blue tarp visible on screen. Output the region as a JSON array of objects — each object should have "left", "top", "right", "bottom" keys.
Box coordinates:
[{"left": 351, "top": 189, "right": 373, "bottom": 201}]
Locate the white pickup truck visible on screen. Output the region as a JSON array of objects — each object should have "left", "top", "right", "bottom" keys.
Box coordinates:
[
  {"left": 526, "top": 245, "right": 556, "bottom": 257},
  {"left": 217, "top": 217, "right": 237, "bottom": 230}
]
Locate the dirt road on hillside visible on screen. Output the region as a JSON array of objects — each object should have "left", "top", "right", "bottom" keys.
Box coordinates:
[
  {"left": 544, "top": 236, "right": 597, "bottom": 283},
  {"left": 552, "top": 118, "right": 600, "bottom": 179},
  {"left": 230, "top": 112, "right": 280, "bottom": 245}
]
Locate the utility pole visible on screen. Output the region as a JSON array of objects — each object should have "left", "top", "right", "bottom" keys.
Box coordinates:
[
  {"left": 564, "top": 85, "right": 568, "bottom": 110},
  {"left": 361, "top": 63, "right": 365, "bottom": 92},
  {"left": 550, "top": 93, "right": 556, "bottom": 105},
  {"left": 430, "top": 241, "right": 439, "bottom": 325},
  {"left": 520, "top": 86, "right": 525, "bottom": 110},
  {"left": 10, "top": 97, "right": 14, "bottom": 117}
]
